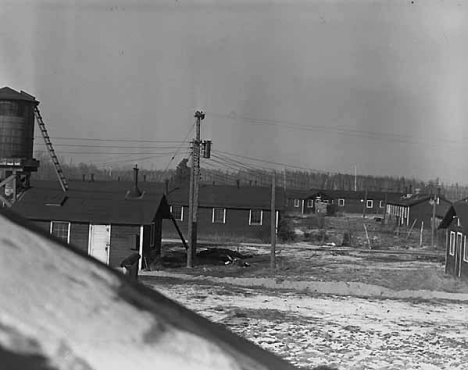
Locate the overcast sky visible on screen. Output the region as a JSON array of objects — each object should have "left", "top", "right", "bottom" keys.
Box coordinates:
[{"left": 1, "top": 0, "right": 467, "bottom": 184}]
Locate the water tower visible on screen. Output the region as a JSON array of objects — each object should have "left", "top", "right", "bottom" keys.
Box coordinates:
[
  {"left": 0, "top": 87, "right": 68, "bottom": 207},
  {"left": 0, "top": 87, "right": 41, "bottom": 205}
]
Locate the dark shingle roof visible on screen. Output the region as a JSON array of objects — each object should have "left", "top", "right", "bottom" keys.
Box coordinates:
[
  {"left": 307, "top": 189, "right": 403, "bottom": 201},
  {"left": 0, "top": 87, "right": 38, "bottom": 103},
  {"left": 11, "top": 179, "right": 171, "bottom": 224},
  {"left": 285, "top": 189, "right": 313, "bottom": 199},
  {"left": 168, "top": 184, "right": 285, "bottom": 211},
  {"left": 439, "top": 201, "right": 468, "bottom": 229},
  {"left": 387, "top": 193, "right": 451, "bottom": 207}
]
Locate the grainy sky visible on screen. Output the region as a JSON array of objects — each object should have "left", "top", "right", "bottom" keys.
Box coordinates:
[{"left": 1, "top": 0, "right": 467, "bottom": 184}]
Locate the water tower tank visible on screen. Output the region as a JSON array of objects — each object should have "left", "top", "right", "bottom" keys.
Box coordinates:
[{"left": 0, "top": 87, "right": 38, "bottom": 162}]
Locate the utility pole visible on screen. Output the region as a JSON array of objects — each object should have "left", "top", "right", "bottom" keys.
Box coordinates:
[
  {"left": 354, "top": 165, "right": 357, "bottom": 192},
  {"left": 271, "top": 171, "right": 276, "bottom": 271},
  {"left": 187, "top": 111, "right": 205, "bottom": 268},
  {"left": 363, "top": 188, "right": 368, "bottom": 219},
  {"left": 187, "top": 140, "right": 195, "bottom": 267},
  {"left": 431, "top": 194, "right": 437, "bottom": 248}
]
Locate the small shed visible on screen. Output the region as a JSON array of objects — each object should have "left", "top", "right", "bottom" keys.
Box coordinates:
[
  {"left": 10, "top": 172, "right": 173, "bottom": 271},
  {"left": 438, "top": 201, "right": 468, "bottom": 279}
]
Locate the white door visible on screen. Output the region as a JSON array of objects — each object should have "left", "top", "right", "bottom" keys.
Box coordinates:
[{"left": 88, "top": 224, "right": 111, "bottom": 264}]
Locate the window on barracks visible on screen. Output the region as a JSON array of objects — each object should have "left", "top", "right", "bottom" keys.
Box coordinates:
[
  {"left": 212, "top": 208, "right": 226, "bottom": 223},
  {"left": 293, "top": 198, "right": 300, "bottom": 207},
  {"left": 449, "top": 231, "right": 455, "bottom": 256},
  {"left": 379, "top": 200, "right": 385, "bottom": 208},
  {"left": 249, "top": 210, "right": 263, "bottom": 225},
  {"left": 307, "top": 199, "right": 314, "bottom": 208},
  {"left": 464, "top": 236, "right": 468, "bottom": 262},
  {"left": 366, "top": 200, "right": 373, "bottom": 208},
  {"left": 50, "top": 221, "right": 70, "bottom": 243},
  {"left": 170, "top": 205, "right": 183, "bottom": 221},
  {"left": 338, "top": 199, "right": 345, "bottom": 206}
]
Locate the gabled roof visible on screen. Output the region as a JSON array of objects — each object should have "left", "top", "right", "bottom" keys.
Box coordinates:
[
  {"left": 168, "top": 184, "right": 285, "bottom": 211},
  {"left": 387, "top": 193, "right": 451, "bottom": 207},
  {"left": 10, "top": 179, "right": 171, "bottom": 224},
  {"left": 285, "top": 189, "right": 313, "bottom": 199},
  {"left": 439, "top": 201, "right": 468, "bottom": 229},
  {"left": 0, "top": 87, "right": 38, "bottom": 103}
]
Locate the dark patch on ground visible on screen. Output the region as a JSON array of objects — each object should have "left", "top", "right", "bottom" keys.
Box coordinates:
[{"left": 157, "top": 248, "right": 255, "bottom": 269}]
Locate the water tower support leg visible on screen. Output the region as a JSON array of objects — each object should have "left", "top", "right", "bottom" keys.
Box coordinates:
[
  {"left": 0, "top": 174, "right": 16, "bottom": 207},
  {"left": 0, "top": 174, "right": 16, "bottom": 189}
]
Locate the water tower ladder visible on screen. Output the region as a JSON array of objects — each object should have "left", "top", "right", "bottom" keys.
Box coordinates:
[{"left": 34, "top": 107, "right": 69, "bottom": 192}]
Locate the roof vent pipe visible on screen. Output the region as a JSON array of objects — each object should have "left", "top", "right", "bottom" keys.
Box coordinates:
[{"left": 127, "top": 164, "right": 142, "bottom": 198}]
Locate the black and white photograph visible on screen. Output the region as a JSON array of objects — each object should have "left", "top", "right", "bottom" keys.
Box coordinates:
[{"left": 1, "top": 0, "right": 468, "bottom": 369}]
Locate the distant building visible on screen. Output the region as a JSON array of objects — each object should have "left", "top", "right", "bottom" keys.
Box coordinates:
[
  {"left": 10, "top": 169, "right": 174, "bottom": 271},
  {"left": 386, "top": 190, "right": 452, "bottom": 229},
  {"left": 165, "top": 184, "right": 285, "bottom": 242},
  {"left": 284, "top": 189, "right": 312, "bottom": 215},
  {"left": 438, "top": 201, "right": 468, "bottom": 279}
]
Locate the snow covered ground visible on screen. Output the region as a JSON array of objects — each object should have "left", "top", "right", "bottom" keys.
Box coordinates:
[{"left": 143, "top": 278, "right": 468, "bottom": 370}]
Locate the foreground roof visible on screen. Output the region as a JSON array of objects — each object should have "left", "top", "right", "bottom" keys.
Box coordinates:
[
  {"left": 11, "top": 179, "right": 171, "bottom": 224},
  {"left": 168, "top": 184, "right": 285, "bottom": 211}
]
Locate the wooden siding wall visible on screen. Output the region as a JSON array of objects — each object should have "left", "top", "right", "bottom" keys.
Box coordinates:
[
  {"left": 163, "top": 207, "right": 276, "bottom": 242},
  {"left": 32, "top": 220, "right": 89, "bottom": 254},
  {"left": 70, "top": 223, "right": 89, "bottom": 254},
  {"left": 109, "top": 225, "right": 140, "bottom": 267},
  {"left": 32, "top": 220, "right": 50, "bottom": 231}
]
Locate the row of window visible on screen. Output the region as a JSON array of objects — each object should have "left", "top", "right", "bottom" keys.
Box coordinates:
[
  {"left": 292, "top": 198, "right": 384, "bottom": 208},
  {"left": 170, "top": 206, "right": 264, "bottom": 225},
  {"left": 449, "top": 231, "right": 468, "bottom": 262}
]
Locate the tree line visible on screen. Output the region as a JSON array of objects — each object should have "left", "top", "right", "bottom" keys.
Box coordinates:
[{"left": 31, "top": 152, "right": 468, "bottom": 201}]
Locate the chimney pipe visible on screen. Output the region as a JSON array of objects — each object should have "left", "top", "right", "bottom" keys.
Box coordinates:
[
  {"left": 236, "top": 179, "right": 240, "bottom": 189},
  {"left": 164, "top": 179, "right": 169, "bottom": 195},
  {"left": 249, "top": 180, "right": 252, "bottom": 186},
  {"left": 212, "top": 181, "right": 215, "bottom": 186},
  {"left": 143, "top": 174, "right": 147, "bottom": 182},
  {"left": 437, "top": 187, "right": 441, "bottom": 197},
  {"left": 118, "top": 176, "right": 121, "bottom": 182},
  {"left": 409, "top": 184, "right": 412, "bottom": 194},
  {"left": 127, "top": 164, "right": 142, "bottom": 198},
  {"left": 82, "top": 174, "right": 86, "bottom": 182},
  {"left": 90, "top": 174, "right": 94, "bottom": 182}
]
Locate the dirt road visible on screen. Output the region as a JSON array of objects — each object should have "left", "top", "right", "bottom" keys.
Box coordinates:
[{"left": 142, "top": 275, "right": 468, "bottom": 370}]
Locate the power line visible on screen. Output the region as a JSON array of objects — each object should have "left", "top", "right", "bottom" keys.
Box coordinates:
[
  {"left": 35, "top": 150, "right": 177, "bottom": 155},
  {"left": 34, "top": 136, "right": 186, "bottom": 143},
  {"left": 163, "top": 122, "right": 196, "bottom": 172},
  {"left": 207, "top": 111, "right": 466, "bottom": 148},
  {"left": 34, "top": 143, "right": 183, "bottom": 149},
  {"left": 213, "top": 149, "right": 332, "bottom": 174}
]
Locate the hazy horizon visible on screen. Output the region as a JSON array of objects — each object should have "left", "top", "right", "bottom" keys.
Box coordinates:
[{"left": 2, "top": 0, "right": 467, "bottom": 185}]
